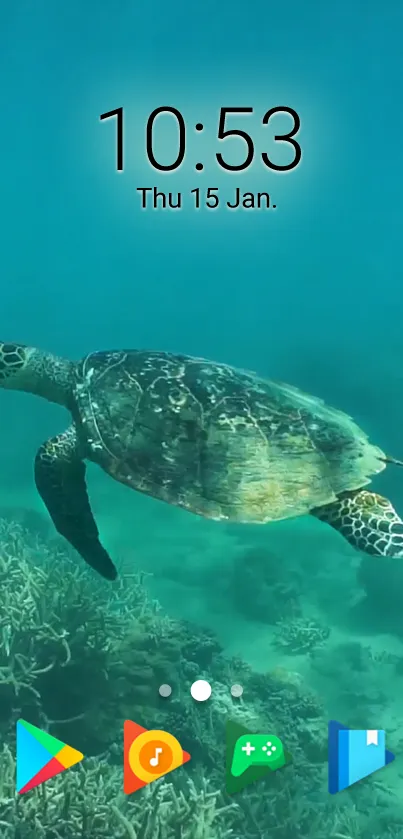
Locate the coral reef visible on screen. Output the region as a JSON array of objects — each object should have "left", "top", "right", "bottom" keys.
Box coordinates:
[
  {"left": 0, "top": 513, "right": 401, "bottom": 839},
  {"left": 0, "top": 533, "right": 221, "bottom": 762},
  {"left": 0, "top": 518, "right": 140, "bottom": 753},
  {"left": 273, "top": 617, "right": 330, "bottom": 655},
  {"left": 0, "top": 746, "right": 238, "bottom": 839}
]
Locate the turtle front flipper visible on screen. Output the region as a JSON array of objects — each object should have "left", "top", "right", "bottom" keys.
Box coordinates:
[
  {"left": 34, "top": 426, "right": 118, "bottom": 580},
  {"left": 312, "top": 489, "right": 403, "bottom": 557}
]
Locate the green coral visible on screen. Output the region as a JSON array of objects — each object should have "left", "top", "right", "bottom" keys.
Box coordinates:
[
  {"left": 273, "top": 617, "right": 330, "bottom": 655},
  {"left": 0, "top": 514, "right": 398, "bottom": 839},
  {"left": 0, "top": 746, "right": 238, "bottom": 839}
]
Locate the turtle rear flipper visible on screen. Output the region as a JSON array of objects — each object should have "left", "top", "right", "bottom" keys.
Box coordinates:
[
  {"left": 312, "top": 489, "right": 403, "bottom": 557},
  {"left": 35, "top": 426, "right": 118, "bottom": 580}
]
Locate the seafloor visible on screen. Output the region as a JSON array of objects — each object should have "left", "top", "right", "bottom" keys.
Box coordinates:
[{"left": 1, "top": 472, "right": 403, "bottom": 839}]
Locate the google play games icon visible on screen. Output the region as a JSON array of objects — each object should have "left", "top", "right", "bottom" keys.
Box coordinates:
[{"left": 16, "top": 719, "right": 84, "bottom": 794}]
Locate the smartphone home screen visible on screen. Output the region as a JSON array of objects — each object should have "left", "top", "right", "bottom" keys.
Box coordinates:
[{"left": 1, "top": 2, "right": 402, "bottom": 838}]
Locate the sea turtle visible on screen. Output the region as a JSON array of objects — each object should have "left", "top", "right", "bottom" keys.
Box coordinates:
[{"left": 1, "top": 341, "right": 403, "bottom": 580}]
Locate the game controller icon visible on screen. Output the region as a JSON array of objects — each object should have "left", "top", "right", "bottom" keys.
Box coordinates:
[{"left": 231, "top": 733, "right": 286, "bottom": 776}]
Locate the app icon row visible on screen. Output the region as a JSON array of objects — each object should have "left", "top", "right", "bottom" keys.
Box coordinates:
[{"left": 16, "top": 717, "right": 395, "bottom": 797}]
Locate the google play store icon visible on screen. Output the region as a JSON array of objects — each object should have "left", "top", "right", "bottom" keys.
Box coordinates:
[{"left": 16, "top": 719, "right": 84, "bottom": 794}]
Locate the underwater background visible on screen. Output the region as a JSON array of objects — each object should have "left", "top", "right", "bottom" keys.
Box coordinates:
[{"left": 1, "top": 1, "right": 403, "bottom": 837}]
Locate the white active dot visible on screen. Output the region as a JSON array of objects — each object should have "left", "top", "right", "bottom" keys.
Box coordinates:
[{"left": 190, "top": 680, "right": 212, "bottom": 702}]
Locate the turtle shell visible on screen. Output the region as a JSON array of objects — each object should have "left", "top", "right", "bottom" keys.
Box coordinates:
[{"left": 73, "top": 350, "right": 386, "bottom": 523}]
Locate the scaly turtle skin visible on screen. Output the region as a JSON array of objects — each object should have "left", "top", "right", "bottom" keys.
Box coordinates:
[{"left": 1, "top": 341, "right": 403, "bottom": 580}]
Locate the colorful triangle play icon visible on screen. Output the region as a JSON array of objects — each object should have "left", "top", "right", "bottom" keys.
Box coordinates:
[{"left": 16, "top": 719, "right": 84, "bottom": 794}]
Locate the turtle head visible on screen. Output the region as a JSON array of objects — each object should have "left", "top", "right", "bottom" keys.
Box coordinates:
[{"left": 0, "top": 341, "right": 75, "bottom": 407}]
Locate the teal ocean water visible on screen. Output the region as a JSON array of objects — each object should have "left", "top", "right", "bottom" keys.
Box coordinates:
[{"left": 1, "top": 2, "right": 403, "bottom": 837}]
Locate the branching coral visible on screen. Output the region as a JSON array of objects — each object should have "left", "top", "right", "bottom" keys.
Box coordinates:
[
  {"left": 0, "top": 746, "right": 238, "bottom": 839},
  {"left": 0, "top": 518, "right": 179, "bottom": 752},
  {"left": 0, "top": 513, "right": 397, "bottom": 839},
  {"left": 273, "top": 617, "right": 330, "bottom": 655}
]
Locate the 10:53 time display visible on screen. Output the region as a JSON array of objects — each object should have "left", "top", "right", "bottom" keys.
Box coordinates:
[{"left": 100, "top": 106, "right": 302, "bottom": 173}]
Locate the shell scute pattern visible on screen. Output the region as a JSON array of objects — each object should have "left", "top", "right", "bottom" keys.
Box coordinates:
[{"left": 71, "top": 350, "right": 386, "bottom": 523}]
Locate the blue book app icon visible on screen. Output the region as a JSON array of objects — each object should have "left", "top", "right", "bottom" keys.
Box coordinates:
[{"left": 328, "top": 720, "right": 395, "bottom": 793}]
